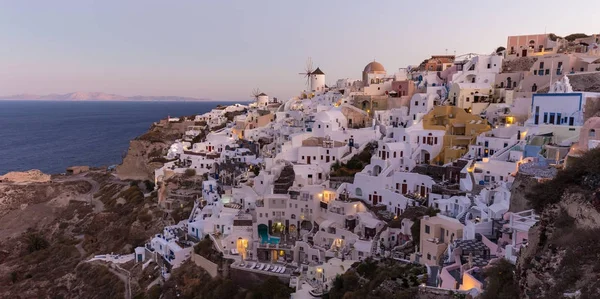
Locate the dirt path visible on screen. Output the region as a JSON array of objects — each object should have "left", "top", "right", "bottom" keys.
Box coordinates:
[
  {"left": 75, "top": 234, "right": 87, "bottom": 258},
  {"left": 54, "top": 174, "right": 104, "bottom": 212},
  {"left": 92, "top": 261, "right": 132, "bottom": 299}
]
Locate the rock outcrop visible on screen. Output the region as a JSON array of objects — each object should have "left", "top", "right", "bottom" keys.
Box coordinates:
[
  {"left": 515, "top": 150, "right": 600, "bottom": 298},
  {"left": 116, "top": 119, "right": 197, "bottom": 180},
  {"left": 0, "top": 169, "right": 51, "bottom": 183}
]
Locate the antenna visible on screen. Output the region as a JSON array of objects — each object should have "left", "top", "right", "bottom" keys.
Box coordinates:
[{"left": 298, "top": 57, "right": 314, "bottom": 90}]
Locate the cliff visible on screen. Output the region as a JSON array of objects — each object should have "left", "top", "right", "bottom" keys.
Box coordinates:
[
  {"left": 515, "top": 149, "right": 600, "bottom": 298},
  {"left": 0, "top": 172, "right": 168, "bottom": 298},
  {"left": 116, "top": 118, "right": 199, "bottom": 180}
]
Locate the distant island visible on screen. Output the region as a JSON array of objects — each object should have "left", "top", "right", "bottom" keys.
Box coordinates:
[{"left": 0, "top": 91, "right": 213, "bottom": 102}]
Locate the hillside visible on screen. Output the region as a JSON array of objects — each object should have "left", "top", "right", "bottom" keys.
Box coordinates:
[
  {"left": 0, "top": 92, "right": 209, "bottom": 101},
  {"left": 513, "top": 148, "right": 600, "bottom": 298},
  {"left": 0, "top": 172, "right": 168, "bottom": 298}
]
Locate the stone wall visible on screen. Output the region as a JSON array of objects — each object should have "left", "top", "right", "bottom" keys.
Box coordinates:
[
  {"left": 229, "top": 267, "right": 289, "bottom": 289},
  {"left": 191, "top": 253, "right": 219, "bottom": 278}
]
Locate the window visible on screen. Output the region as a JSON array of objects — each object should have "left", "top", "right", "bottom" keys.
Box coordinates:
[
  {"left": 415, "top": 101, "right": 419, "bottom": 106},
  {"left": 466, "top": 97, "right": 470, "bottom": 102},
  {"left": 533, "top": 70, "right": 537, "bottom": 75},
  {"left": 487, "top": 63, "right": 491, "bottom": 69},
  {"left": 427, "top": 253, "right": 431, "bottom": 260},
  {"left": 425, "top": 225, "right": 430, "bottom": 234},
  {"left": 545, "top": 69, "right": 550, "bottom": 75},
  {"left": 590, "top": 129, "right": 596, "bottom": 138},
  {"left": 259, "top": 213, "right": 262, "bottom": 218},
  {"left": 540, "top": 62, "right": 544, "bottom": 69},
  {"left": 543, "top": 113, "right": 548, "bottom": 123}
]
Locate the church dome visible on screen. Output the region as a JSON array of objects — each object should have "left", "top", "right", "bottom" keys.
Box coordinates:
[{"left": 363, "top": 61, "right": 386, "bottom": 73}]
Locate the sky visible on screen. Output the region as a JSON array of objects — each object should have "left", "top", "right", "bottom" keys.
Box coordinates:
[{"left": 0, "top": 0, "right": 599, "bottom": 101}]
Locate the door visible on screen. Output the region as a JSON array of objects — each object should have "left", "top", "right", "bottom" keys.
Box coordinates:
[
  {"left": 326, "top": 156, "right": 330, "bottom": 163},
  {"left": 522, "top": 49, "right": 527, "bottom": 57},
  {"left": 420, "top": 185, "right": 426, "bottom": 197},
  {"left": 307, "top": 156, "right": 311, "bottom": 164},
  {"left": 440, "top": 228, "right": 445, "bottom": 243},
  {"left": 423, "top": 152, "right": 430, "bottom": 164},
  {"left": 402, "top": 184, "right": 407, "bottom": 194}
]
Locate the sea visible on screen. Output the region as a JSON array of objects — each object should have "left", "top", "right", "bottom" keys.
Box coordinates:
[{"left": 0, "top": 100, "right": 243, "bottom": 175}]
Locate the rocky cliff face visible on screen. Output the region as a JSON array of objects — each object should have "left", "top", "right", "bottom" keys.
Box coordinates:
[
  {"left": 516, "top": 194, "right": 600, "bottom": 299},
  {"left": 515, "top": 149, "right": 600, "bottom": 299},
  {"left": 116, "top": 119, "right": 198, "bottom": 180}
]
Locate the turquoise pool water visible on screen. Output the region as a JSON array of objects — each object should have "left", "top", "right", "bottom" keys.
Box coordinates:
[{"left": 258, "top": 225, "right": 281, "bottom": 244}]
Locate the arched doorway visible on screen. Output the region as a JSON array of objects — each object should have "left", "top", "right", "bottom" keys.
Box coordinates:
[
  {"left": 373, "top": 165, "right": 382, "bottom": 176},
  {"left": 236, "top": 237, "right": 248, "bottom": 260},
  {"left": 300, "top": 220, "right": 312, "bottom": 231},
  {"left": 355, "top": 187, "right": 363, "bottom": 197}
]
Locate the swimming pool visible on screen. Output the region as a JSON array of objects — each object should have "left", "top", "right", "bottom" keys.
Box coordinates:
[{"left": 258, "top": 225, "right": 281, "bottom": 244}]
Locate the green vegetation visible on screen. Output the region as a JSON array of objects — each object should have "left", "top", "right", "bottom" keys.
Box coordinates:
[
  {"left": 495, "top": 46, "right": 506, "bottom": 53},
  {"left": 184, "top": 168, "right": 197, "bottom": 177},
  {"left": 143, "top": 179, "right": 155, "bottom": 191},
  {"left": 526, "top": 148, "right": 600, "bottom": 212},
  {"left": 564, "top": 33, "right": 589, "bottom": 42},
  {"left": 171, "top": 199, "right": 194, "bottom": 223},
  {"left": 24, "top": 232, "right": 49, "bottom": 253},
  {"left": 194, "top": 236, "right": 224, "bottom": 264},
  {"left": 138, "top": 131, "right": 164, "bottom": 143},
  {"left": 479, "top": 259, "right": 519, "bottom": 299},
  {"left": 252, "top": 164, "right": 261, "bottom": 176},
  {"left": 548, "top": 33, "right": 561, "bottom": 41},
  {"left": 327, "top": 258, "right": 426, "bottom": 299},
  {"left": 386, "top": 206, "right": 439, "bottom": 250},
  {"left": 191, "top": 131, "right": 206, "bottom": 144},
  {"left": 159, "top": 262, "right": 292, "bottom": 299},
  {"left": 224, "top": 109, "right": 247, "bottom": 122},
  {"left": 330, "top": 142, "right": 377, "bottom": 177}
]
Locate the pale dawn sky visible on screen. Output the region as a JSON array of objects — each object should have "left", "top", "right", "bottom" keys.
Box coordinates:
[{"left": 0, "top": 0, "right": 599, "bottom": 101}]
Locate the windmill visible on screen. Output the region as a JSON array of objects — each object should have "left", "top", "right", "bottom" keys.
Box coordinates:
[
  {"left": 298, "top": 57, "right": 314, "bottom": 91},
  {"left": 251, "top": 88, "right": 262, "bottom": 101}
]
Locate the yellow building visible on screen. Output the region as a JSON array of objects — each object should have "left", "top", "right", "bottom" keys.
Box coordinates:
[
  {"left": 231, "top": 109, "right": 274, "bottom": 139},
  {"left": 422, "top": 106, "right": 491, "bottom": 164},
  {"left": 414, "top": 215, "right": 464, "bottom": 267}
]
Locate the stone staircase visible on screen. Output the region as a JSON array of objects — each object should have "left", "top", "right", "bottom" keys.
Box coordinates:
[
  {"left": 273, "top": 164, "right": 295, "bottom": 194},
  {"left": 370, "top": 224, "right": 388, "bottom": 257}
]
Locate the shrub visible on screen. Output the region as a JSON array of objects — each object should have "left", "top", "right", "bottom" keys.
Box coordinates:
[
  {"left": 184, "top": 169, "right": 196, "bottom": 177},
  {"left": 526, "top": 148, "right": 600, "bottom": 212},
  {"left": 564, "top": 33, "right": 589, "bottom": 41},
  {"left": 143, "top": 180, "right": 155, "bottom": 191},
  {"left": 24, "top": 232, "right": 49, "bottom": 253},
  {"left": 480, "top": 259, "right": 519, "bottom": 299}
]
